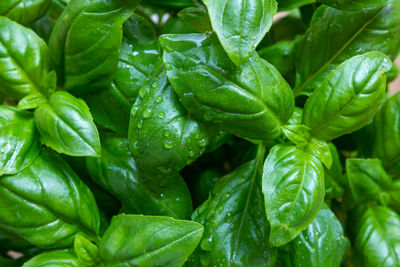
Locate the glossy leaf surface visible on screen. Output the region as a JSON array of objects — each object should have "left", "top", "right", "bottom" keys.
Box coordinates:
[
  {"left": 0, "top": 16, "right": 49, "bottom": 100},
  {"left": 161, "top": 33, "right": 294, "bottom": 140},
  {"left": 0, "top": 106, "right": 40, "bottom": 175},
  {"left": 262, "top": 144, "right": 325, "bottom": 247},
  {"left": 303, "top": 52, "right": 391, "bottom": 141},
  {"left": 351, "top": 205, "right": 400, "bottom": 267},
  {"left": 98, "top": 215, "right": 203, "bottom": 267},
  {"left": 130, "top": 70, "right": 210, "bottom": 179},
  {"left": 34, "top": 91, "right": 101, "bottom": 157},
  {"left": 23, "top": 250, "right": 79, "bottom": 267},
  {"left": 204, "top": 0, "right": 277, "bottom": 65},
  {"left": 49, "top": 0, "right": 140, "bottom": 94},
  {"left": 318, "top": 0, "right": 388, "bottom": 11},
  {"left": 177, "top": 7, "right": 212, "bottom": 33},
  {"left": 87, "top": 134, "right": 193, "bottom": 219},
  {"left": 295, "top": 2, "right": 400, "bottom": 96},
  {"left": 372, "top": 92, "right": 400, "bottom": 176},
  {"left": 0, "top": 150, "right": 100, "bottom": 248},
  {"left": 288, "top": 205, "right": 350, "bottom": 267},
  {"left": 190, "top": 156, "right": 277, "bottom": 266},
  {"left": 0, "top": 0, "right": 50, "bottom": 25}
]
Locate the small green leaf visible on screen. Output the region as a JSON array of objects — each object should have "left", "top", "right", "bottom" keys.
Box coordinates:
[
  {"left": 34, "top": 91, "right": 101, "bottom": 157},
  {"left": 263, "top": 143, "right": 325, "bottom": 247},
  {"left": 18, "top": 92, "right": 47, "bottom": 110},
  {"left": 98, "top": 215, "right": 203, "bottom": 267},
  {"left": 74, "top": 234, "right": 98, "bottom": 266},
  {"left": 303, "top": 52, "right": 391, "bottom": 141},
  {"left": 204, "top": 0, "right": 277, "bottom": 65}
]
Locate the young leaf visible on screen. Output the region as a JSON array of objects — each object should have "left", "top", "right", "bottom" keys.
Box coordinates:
[
  {"left": 0, "top": 16, "right": 49, "bottom": 100},
  {"left": 22, "top": 249, "right": 79, "bottom": 267},
  {"left": 372, "top": 92, "right": 400, "bottom": 177},
  {"left": 303, "top": 52, "right": 391, "bottom": 141},
  {"left": 129, "top": 69, "right": 211, "bottom": 179},
  {"left": 295, "top": 1, "right": 400, "bottom": 96},
  {"left": 17, "top": 92, "right": 48, "bottom": 110},
  {"left": 350, "top": 205, "right": 400, "bottom": 267},
  {"left": 190, "top": 151, "right": 278, "bottom": 266},
  {"left": 86, "top": 133, "right": 193, "bottom": 219},
  {"left": 0, "top": 0, "right": 50, "bottom": 25},
  {"left": 160, "top": 33, "right": 294, "bottom": 141},
  {"left": 49, "top": 0, "right": 140, "bottom": 94},
  {"left": 98, "top": 215, "right": 203, "bottom": 267},
  {"left": 204, "top": 0, "right": 277, "bottom": 65},
  {"left": 74, "top": 234, "right": 98, "bottom": 266},
  {"left": 287, "top": 205, "right": 350, "bottom": 267},
  {"left": 0, "top": 150, "right": 100, "bottom": 248},
  {"left": 34, "top": 91, "right": 101, "bottom": 157},
  {"left": 263, "top": 144, "right": 325, "bottom": 247},
  {"left": 0, "top": 106, "right": 40, "bottom": 175}
]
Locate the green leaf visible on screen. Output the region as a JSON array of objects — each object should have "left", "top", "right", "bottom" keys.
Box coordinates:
[
  {"left": 303, "top": 52, "right": 391, "bottom": 141},
  {"left": 347, "top": 158, "right": 392, "bottom": 205},
  {"left": 350, "top": 205, "right": 400, "bottom": 267},
  {"left": 49, "top": 0, "right": 140, "bottom": 94},
  {"left": 287, "top": 204, "right": 350, "bottom": 267},
  {"left": 190, "top": 149, "right": 278, "bottom": 266},
  {"left": 74, "top": 234, "right": 98, "bottom": 266},
  {"left": 0, "top": 106, "right": 40, "bottom": 175},
  {"left": 98, "top": 215, "right": 203, "bottom": 267},
  {"left": 372, "top": 92, "right": 400, "bottom": 177},
  {"left": 318, "top": 0, "right": 388, "bottom": 11},
  {"left": 23, "top": 249, "right": 79, "bottom": 267},
  {"left": 81, "top": 83, "right": 131, "bottom": 137},
  {"left": 86, "top": 133, "right": 193, "bottom": 219},
  {"left": 129, "top": 69, "right": 211, "bottom": 179},
  {"left": 0, "top": 0, "right": 50, "bottom": 25},
  {"left": 177, "top": 7, "right": 212, "bottom": 33},
  {"left": 18, "top": 92, "right": 47, "bottom": 110},
  {"left": 160, "top": 33, "right": 294, "bottom": 141},
  {"left": 203, "top": 0, "right": 277, "bottom": 65},
  {"left": 262, "top": 143, "right": 325, "bottom": 247},
  {"left": 147, "top": 0, "right": 196, "bottom": 8},
  {"left": 114, "top": 14, "right": 162, "bottom": 103},
  {"left": 34, "top": 91, "right": 101, "bottom": 157},
  {"left": 0, "top": 16, "right": 49, "bottom": 100},
  {"left": 0, "top": 150, "right": 100, "bottom": 249},
  {"left": 294, "top": 2, "right": 400, "bottom": 96}
]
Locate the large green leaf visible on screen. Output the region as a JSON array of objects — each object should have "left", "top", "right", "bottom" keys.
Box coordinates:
[
  {"left": 0, "top": 150, "right": 100, "bottom": 249},
  {"left": 287, "top": 205, "right": 350, "bottom": 267},
  {"left": 129, "top": 69, "right": 210, "bottom": 179},
  {"left": 302, "top": 52, "right": 391, "bottom": 141},
  {"left": 49, "top": 0, "right": 140, "bottom": 94},
  {"left": 372, "top": 92, "right": 400, "bottom": 177},
  {"left": 262, "top": 143, "right": 325, "bottom": 247},
  {"left": 23, "top": 250, "right": 79, "bottom": 267},
  {"left": 86, "top": 133, "right": 193, "bottom": 219},
  {"left": 0, "top": 106, "right": 40, "bottom": 175},
  {"left": 350, "top": 205, "right": 400, "bottom": 267},
  {"left": 294, "top": 1, "right": 400, "bottom": 96},
  {"left": 0, "top": 16, "right": 49, "bottom": 100},
  {"left": 34, "top": 91, "right": 101, "bottom": 157},
  {"left": 204, "top": 0, "right": 277, "bottom": 65},
  {"left": 189, "top": 152, "right": 277, "bottom": 266},
  {"left": 160, "top": 33, "right": 294, "bottom": 141},
  {"left": 0, "top": 0, "right": 50, "bottom": 25},
  {"left": 98, "top": 215, "right": 203, "bottom": 267}
]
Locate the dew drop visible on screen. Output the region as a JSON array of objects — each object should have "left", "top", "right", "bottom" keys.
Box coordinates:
[
  {"left": 164, "top": 140, "right": 174, "bottom": 149},
  {"left": 156, "top": 95, "right": 163, "bottom": 103},
  {"left": 203, "top": 113, "right": 212, "bottom": 121},
  {"left": 152, "top": 82, "right": 158, "bottom": 88},
  {"left": 137, "top": 121, "right": 143, "bottom": 129},
  {"left": 165, "top": 63, "right": 172, "bottom": 70},
  {"left": 198, "top": 139, "right": 207, "bottom": 147},
  {"left": 139, "top": 87, "right": 147, "bottom": 98},
  {"left": 143, "top": 108, "right": 152, "bottom": 118},
  {"left": 158, "top": 112, "right": 165, "bottom": 118},
  {"left": 188, "top": 150, "right": 195, "bottom": 157}
]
